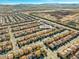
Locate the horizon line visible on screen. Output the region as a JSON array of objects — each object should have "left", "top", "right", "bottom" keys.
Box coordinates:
[{"left": 1, "top": 2, "right": 79, "bottom": 5}]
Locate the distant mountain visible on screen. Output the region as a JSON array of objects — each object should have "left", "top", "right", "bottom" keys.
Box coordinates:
[{"left": 0, "top": 4, "right": 79, "bottom": 12}]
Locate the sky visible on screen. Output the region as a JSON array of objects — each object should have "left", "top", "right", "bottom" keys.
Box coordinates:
[{"left": 0, "top": 0, "right": 79, "bottom": 4}]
